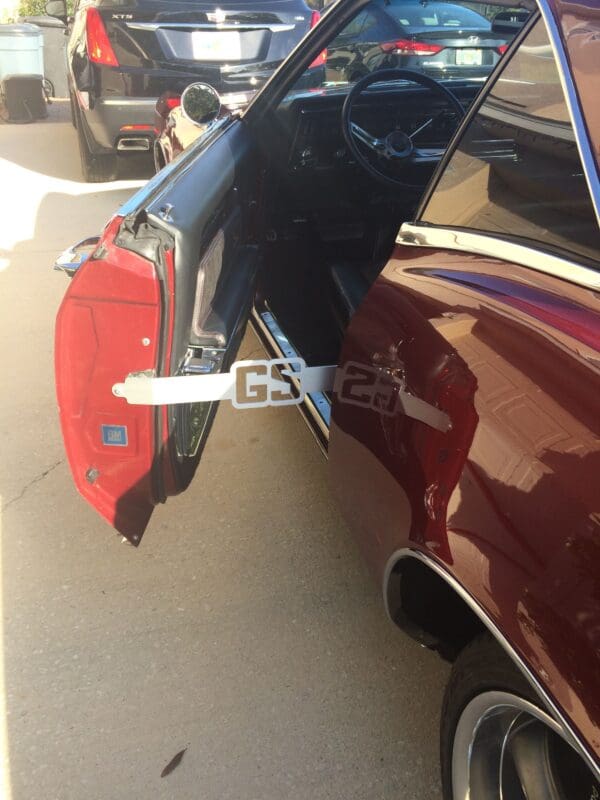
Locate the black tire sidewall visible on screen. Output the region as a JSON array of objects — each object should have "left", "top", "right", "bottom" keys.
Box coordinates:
[{"left": 441, "top": 633, "right": 538, "bottom": 800}]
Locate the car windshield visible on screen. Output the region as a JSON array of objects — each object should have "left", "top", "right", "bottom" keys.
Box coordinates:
[
  {"left": 377, "top": 1, "right": 491, "bottom": 32},
  {"left": 283, "top": 0, "right": 527, "bottom": 101}
]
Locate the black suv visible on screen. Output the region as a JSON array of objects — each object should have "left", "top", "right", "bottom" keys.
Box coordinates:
[{"left": 46, "top": 0, "right": 321, "bottom": 181}]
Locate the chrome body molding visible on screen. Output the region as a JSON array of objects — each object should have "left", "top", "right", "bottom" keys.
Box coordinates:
[
  {"left": 383, "top": 548, "right": 600, "bottom": 781},
  {"left": 251, "top": 308, "right": 331, "bottom": 441},
  {"left": 100, "top": 98, "right": 158, "bottom": 107},
  {"left": 126, "top": 21, "right": 295, "bottom": 32},
  {"left": 537, "top": 0, "right": 600, "bottom": 225},
  {"left": 397, "top": 223, "right": 600, "bottom": 291}
]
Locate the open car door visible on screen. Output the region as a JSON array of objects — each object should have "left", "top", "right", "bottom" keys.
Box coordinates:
[{"left": 55, "top": 120, "right": 260, "bottom": 544}]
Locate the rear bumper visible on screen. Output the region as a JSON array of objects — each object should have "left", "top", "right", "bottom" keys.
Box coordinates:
[
  {"left": 82, "top": 64, "right": 276, "bottom": 153},
  {"left": 84, "top": 96, "right": 157, "bottom": 152}
]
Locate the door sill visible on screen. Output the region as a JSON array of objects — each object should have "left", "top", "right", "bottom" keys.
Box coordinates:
[{"left": 250, "top": 304, "right": 331, "bottom": 455}]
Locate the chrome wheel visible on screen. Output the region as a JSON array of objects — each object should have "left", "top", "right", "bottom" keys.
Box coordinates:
[{"left": 452, "top": 691, "right": 599, "bottom": 800}]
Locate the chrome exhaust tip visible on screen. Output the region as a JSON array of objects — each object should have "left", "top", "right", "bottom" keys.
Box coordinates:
[{"left": 117, "top": 137, "right": 151, "bottom": 152}]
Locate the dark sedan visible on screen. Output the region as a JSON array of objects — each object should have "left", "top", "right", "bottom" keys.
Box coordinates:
[{"left": 325, "top": 0, "right": 517, "bottom": 83}]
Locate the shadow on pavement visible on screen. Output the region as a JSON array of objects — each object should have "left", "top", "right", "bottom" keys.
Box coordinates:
[
  {"left": 0, "top": 186, "right": 143, "bottom": 275},
  {"left": 0, "top": 99, "right": 155, "bottom": 182}
]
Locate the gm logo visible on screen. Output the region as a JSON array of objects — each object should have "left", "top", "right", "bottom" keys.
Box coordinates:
[{"left": 101, "top": 424, "right": 128, "bottom": 447}]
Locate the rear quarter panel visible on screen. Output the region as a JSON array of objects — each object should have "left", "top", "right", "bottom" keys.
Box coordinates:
[{"left": 330, "top": 243, "right": 600, "bottom": 760}]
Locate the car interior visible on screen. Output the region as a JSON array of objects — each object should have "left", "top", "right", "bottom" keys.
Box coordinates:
[
  {"left": 234, "top": 3, "right": 533, "bottom": 406},
  {"left": 253, "top": 78, "right": 480, "bottom": 371},
  {"left": 119, "top": 1, "right": 533, "bottom": 467}
]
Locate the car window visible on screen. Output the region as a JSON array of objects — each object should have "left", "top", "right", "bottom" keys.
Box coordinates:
[
  {"left": 288, "top": 0, "right": 531, "bottom": 94},
  {"left": 357, "top": 8, "right": 399, "bottom": 42},
  {"left": 383, "top": 1, "right": 490, "bottom": 31},
  {"left": 336, "top": 10, "right": 368, "bottom": 40},
  {"left": 420, "top": 17, "right": 600, "bottom": 267}
]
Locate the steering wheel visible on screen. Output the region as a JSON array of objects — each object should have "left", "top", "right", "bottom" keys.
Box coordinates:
[{"left": 341, "top": 68, "right": 466, "bottom": 190}]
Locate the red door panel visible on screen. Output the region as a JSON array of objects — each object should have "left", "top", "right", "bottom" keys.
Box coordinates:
[{"left": 55, "top": 217, "right": 164, "bottom": 544}]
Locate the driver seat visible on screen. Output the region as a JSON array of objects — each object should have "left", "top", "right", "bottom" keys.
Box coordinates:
[{"left": 328, "top": 259, "right": 385, "bottom": 336}]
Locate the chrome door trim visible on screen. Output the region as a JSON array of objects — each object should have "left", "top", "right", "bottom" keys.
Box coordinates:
[
  {"left": 383, "top": 547, "right": 600, "bottom": 782},
  {"left": 396, "top": 223, "right": 600, "bottom": 291},
  {"left": 251, "top": 307, "right": 331, "bottom": 440},
  {"left": 127, "top": 21, "right": 295, "bottom": 32},
  {"left": 101, "top": 98, "right": 157, "bottom": 107}
]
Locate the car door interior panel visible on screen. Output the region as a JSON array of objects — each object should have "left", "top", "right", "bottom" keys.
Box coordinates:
[{"left": 56, "top": 121, "right": 260, "bottom": 541}]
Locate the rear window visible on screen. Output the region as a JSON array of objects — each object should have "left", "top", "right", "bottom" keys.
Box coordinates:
[{"left": 376, "top": 1, "right": 491, "bottom": 31}]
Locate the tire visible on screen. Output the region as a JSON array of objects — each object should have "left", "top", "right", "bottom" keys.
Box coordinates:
[
  {"left": 441, "top": 633, "right": 599, "bottom": 800},
  {"left": 76, "top": 109, "right": 118, "bottom": 183}
]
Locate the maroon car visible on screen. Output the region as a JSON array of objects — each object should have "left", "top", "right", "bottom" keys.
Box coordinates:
[{"left": 54, "top": 0, "right": 600, "bottom": 795}]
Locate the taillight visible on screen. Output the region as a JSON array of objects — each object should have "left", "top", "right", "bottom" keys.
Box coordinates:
[
  {"left": 382, "top": 39, "right": 445, "bottom": 56},
  {"left": 309, "top": 10, "right": 327, "bottom": 69},
  {"left": 155, "top": 94, "right": 180, "bottom": 119},
  {"left": 496, "top": 44, "right": 509, "bottom": 55},
  {"left": 86, "top": 7, "right": 119, "bottom": 67},
  {"left": 120, "top": 124, "right": 154, "bottom": 132}
]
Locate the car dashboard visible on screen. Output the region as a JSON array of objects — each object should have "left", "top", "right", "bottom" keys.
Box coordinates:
[{"left": 278, "top": 82, "right": 480, "bottom": 174}]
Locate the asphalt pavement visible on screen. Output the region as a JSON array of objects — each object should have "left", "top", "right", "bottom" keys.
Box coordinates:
[{"left": 0, "top": 101, "right": 449, "bottom": 799}]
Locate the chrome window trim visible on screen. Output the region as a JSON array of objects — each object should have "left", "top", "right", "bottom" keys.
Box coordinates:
[
  {"left": 383, "top": 548, "right": 600, "bottom": 782},
  {"left": 537, "top": 0, "right": 600, "bottom": 225},
  {"left": 397, "top": 223, "right": 600, "bottom": 291}
]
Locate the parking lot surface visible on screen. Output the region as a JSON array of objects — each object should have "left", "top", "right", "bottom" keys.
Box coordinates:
[{"left": 0, "top": 102, "right": 449, "bottom": 799}]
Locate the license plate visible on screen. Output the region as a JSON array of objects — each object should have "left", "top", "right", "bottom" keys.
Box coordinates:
[
  {"left": 191, "top": 31, "right": 241, "bottom": 61},
  {"left": 456, "top": 48, "right": 483, "bottom": 66}
]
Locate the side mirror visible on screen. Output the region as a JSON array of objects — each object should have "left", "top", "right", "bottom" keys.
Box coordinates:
[
  {"left": 45, "top": 0, "right": 68, "bottom": 22},
  {"left": 180, "top": 83, "right": 221, "bottom": 127}
]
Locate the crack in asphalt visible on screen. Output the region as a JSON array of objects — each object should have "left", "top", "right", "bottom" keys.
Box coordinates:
[{"left": 1, "top": 460, "right": 64, "bottom": 512}]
